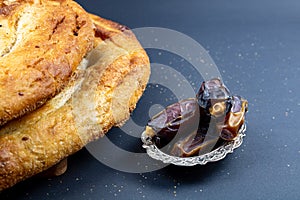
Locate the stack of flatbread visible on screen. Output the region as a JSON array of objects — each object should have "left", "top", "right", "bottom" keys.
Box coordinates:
[{"left": 0, "top": 0, "right": 150, "bottom": 190}]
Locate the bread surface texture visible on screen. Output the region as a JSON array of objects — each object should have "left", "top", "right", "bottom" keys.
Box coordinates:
[
  {"left": 0, "top": 0, "right": 95, "bottom": 125},
  {"left": 0, "top": 10, "right": 150, "bottom": 190}
]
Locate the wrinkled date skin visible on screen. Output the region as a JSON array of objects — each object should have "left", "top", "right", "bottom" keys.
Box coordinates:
[{"left": 144, "top": 78, "right": 248, "bottom": 157}]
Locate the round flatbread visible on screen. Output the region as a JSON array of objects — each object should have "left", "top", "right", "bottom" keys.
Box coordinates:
[
  {"left": 0, "top": 10, "right": 150, "bottom": 190},
  {"left": 0, "top": 0, "right": 94, "bottom": 125}
]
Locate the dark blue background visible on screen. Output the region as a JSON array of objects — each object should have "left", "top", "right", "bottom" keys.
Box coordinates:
[{"left": 1, "top": 0, "right": 299, "bottom": 199}]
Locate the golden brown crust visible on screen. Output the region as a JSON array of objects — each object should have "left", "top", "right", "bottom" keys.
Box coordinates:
[
  {"left": 0, "top": 0, "right": 95, "bottom": 125},
  {"left": 0, "top": 104, "right": 83, "bottom": 189},
  {"left": 0, "top": 12, "right": 150, "bottom": 190}
]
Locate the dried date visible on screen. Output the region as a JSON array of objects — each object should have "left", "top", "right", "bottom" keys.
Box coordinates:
[{"left": 144, "top": 78, "right": 248, "bottom": 157}]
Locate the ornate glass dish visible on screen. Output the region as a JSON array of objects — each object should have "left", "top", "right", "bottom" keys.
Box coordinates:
[
  {"left": 141, "top": 78, "right": 248, "bottom": 166},
  {"left": 141, "top": 123, "right": 246, "bottom": 166}
]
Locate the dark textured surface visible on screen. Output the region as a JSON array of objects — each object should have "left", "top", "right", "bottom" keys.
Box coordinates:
[{"left": 1, "top": 0, "right": 300, "bottom": 199}]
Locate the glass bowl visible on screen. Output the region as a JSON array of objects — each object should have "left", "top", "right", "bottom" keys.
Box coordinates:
[{"left": 141, "top": 123, "right": 246, "bottom": 166}]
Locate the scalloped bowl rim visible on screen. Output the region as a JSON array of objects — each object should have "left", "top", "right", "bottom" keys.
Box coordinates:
[{"left": 141, "top": 123, "right": 246, "bottom": 166}]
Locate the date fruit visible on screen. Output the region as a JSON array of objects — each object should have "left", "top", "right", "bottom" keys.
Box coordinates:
[{"left": 144, "top": 78, "right": 248, "bottom": 157}]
